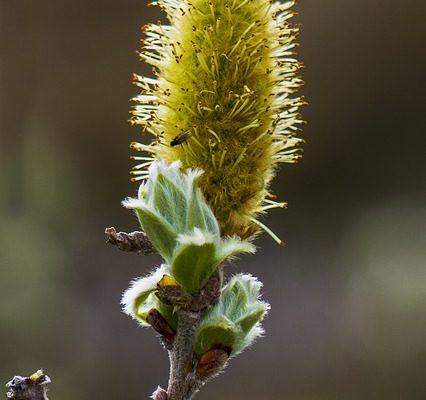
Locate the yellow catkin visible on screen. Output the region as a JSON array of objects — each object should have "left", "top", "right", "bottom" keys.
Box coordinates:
[{"left": 131, "top": 0, "right": 304, "bottom": 240}]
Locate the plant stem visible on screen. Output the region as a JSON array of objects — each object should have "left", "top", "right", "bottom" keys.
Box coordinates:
[
  {"left": 150, "top": 310, "right": 202, "bottom": 400},
  {"left": 151, "top": 271, "right": 225, "bottom": 400},
  {"left": 105, "top": 227, "right": 155, "bottom": 254},
  {"left": 166, "top": 309, "right": 200, "bottom": 400}
]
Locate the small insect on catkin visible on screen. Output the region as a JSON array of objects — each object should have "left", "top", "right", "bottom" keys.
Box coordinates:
[
  {"left": 131, "top": 0, "right": 305, "bottom": 241},
  {"left": 170, "top": 131, "right": 192, "bottom": 147}
]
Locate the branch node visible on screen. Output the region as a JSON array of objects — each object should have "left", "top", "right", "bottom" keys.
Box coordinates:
[
  {"left": 157, "top": 269, "right": 222, "bottom": 312},
  {"left": 6, "top": 370, "right": 50, "bottom": 400}
]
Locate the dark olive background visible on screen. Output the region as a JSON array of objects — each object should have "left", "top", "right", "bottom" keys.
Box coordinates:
[{"left": 1, "top": 1, "right": 425, "bottom": 399}]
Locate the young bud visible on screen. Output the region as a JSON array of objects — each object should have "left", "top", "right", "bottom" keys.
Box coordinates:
[
  {"left": 121, "top": 264, "right": 177, "bottom": 329},
  {"left": 194, "top": 274, "right": 269, "bottom": 356}
]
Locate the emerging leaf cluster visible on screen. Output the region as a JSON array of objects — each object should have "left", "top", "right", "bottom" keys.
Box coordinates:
[
  {"left": 122, "top": 161, "right": 268, "bottom": 359},
  {"left": 123, "top": 161, "right": 254, "bottom": 293},
  {"left": 195, "top": 274, "right": 269, "bottom": 356}
]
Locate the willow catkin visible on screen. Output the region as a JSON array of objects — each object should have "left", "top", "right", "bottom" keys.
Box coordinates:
[{"left": 130, "top": 0, "right": 304, "bottom": 241}]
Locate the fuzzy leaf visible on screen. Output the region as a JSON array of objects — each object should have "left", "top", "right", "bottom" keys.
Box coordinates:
[
  {"left": 153, "top": 172, "right": 187, "bottom": 230},
  {"left": 133, "top": 207, "right": 177, "bottom": 262},
  {"left": 171, "top": 230, "right": 217, "bottom": 293},
  {"left": 232, "top": 324, "right": 265, "bottom": 356},
  {"left": 133, "top": 292, "right": 159, "bottom": 324},
  {"left": 194, "top": 273, "right": 270, "bottom": 356},
  {"left": 201, "top": 201, "right": 221, "bottom": 236},
  {"left": 214, "top": 237, "right": 255, "bottom": 270},
  {"left": 194, "top": 316, "right": 240, "bottom": 355},
  {"left": 186, "top": 184, "right": 208, "bottom": 232},
  {"left": 186, "top": 179, "right": 220, "bottom": 236},
  {"left": 220, "top": 278, "right": 250, "bottom": 319},
  {"left": 236, "top": 304, "right": 268, "bottom": 333},
  {"left": 121, "top": 265, "right": 177, "bottom": 328}
]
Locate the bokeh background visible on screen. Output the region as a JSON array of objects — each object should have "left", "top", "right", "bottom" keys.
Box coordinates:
[{"left": 1, "top": 0, "right": 425, "bottom": 399}]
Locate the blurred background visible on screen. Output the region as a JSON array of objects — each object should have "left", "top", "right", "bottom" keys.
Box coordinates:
[{"left": 1, "top": 0, "right": 425, "bottom": 399}]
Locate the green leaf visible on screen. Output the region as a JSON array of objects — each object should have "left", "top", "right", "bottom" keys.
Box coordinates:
[
  {"left": 186, "top": 179, "right": 220, "bottom": 236},
  {"left": 133, "top": 293, "right": 177, "bottom": 329},
  {"left": 236, "top": 304, "right": 268, "bottom": 333},
  {"left": 156, "top": 302, "right": 178, "bottom": 330},
  {"left": 121, "top": 265, "right": 177, "bottom": 328},
  {"left": 133, "top": 292, "right": 159, "bottom": 325},
  {"left": 153, "top": 173, "right": 187, "bottom": 230},
  {"left": 194, "top": 316, "right": 240, "bottom": 355},
  {"left": 212, "top": 237, "right": 255, "bottom": 273},
  {"left": 194, "top": 274, "right": 270, "bottom": 356},
  {"left": 171, "top": 230, "right": 218, "bottom": 293},
  {"left": 201, "top": 200, "right": 220, "bottom": 236},
  {"left": 134, "top": 207, "right": 177, "bottom": 262},
  {"left": 186, "top": 184, "right": 208, "bottom": 232},
  {"left": 232, "top": 325, "right": 265, "bottom": 356},
  {"left": 218, "top": 237, "right": 255, "bottom": 259},
  {"left": 219, "top": 278, "right": 249, "bottom": 319}
]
